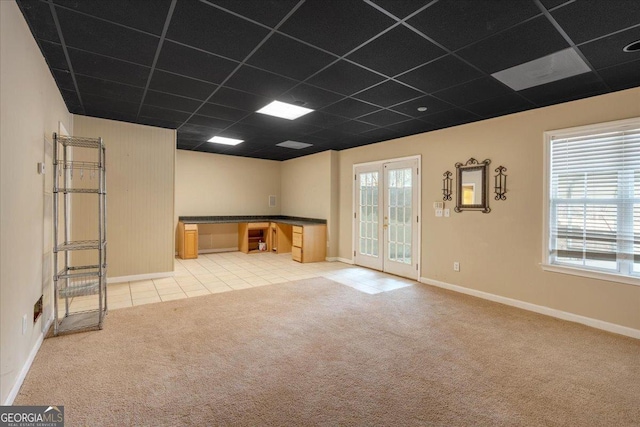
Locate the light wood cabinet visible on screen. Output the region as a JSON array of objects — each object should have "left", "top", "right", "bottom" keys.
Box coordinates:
[
  {"left": 238, "top": 222, "right": 269, "bottom": 254},
  {"left": 177, "top": 222, "right": 198, "bottom": 259},
  {"left": 270, "top": 222, "right": 292, "bottom": 254},
  {"left": 291, "top": 224, "right": 326, "bottom": 263}
]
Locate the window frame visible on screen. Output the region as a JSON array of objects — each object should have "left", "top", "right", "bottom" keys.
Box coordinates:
[{"left": 542, "top": 117, "right": 640, "bottom": 287}]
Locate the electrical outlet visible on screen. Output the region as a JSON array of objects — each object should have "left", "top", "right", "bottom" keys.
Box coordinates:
[
  {"left": 453, "top": 262, "right": 460, "bottom": 272},
  {"left": 22, "top": 314, "right": 28, "bottom": 335},
  {"left": 435, "top": 208, "right": 443, "bottom": 217},
  {"left": 444, "top": 208, "right": 450, "bottom": 217}
]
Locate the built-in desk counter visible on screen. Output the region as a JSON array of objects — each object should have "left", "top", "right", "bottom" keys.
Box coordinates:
[{"left": 178, "top": 216, "right": 327, "bottom": 263}]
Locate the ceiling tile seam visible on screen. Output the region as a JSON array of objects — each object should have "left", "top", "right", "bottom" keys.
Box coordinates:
[
  {"left": 532, "top": 0, "right": 612, "bottom": 92},
  {"left": 161, "top": 37, "right": 243, "bottom": 66},
  {"left": 42, "top": 0, "right": 164, "bottom": 39},
  {"left": 574, "top": 22, "right": 640, "bottom": 49},
  {"left": 363, "top": 0, "right": 438, "bottom": 22},
  {"left": 184, "top": 0, "right": 308, "bottom": 151},
  {"left": 62, "top": 44, "right": 152, "bottom": 70},
  {"left": 46, "top": 0, "right": 85, "bottom": 114},
  {"left": 135, "top": 0, "right": 178, "bottom": 119},
  {"left": 198, "top": 0, "right": 279, "bottom": 33}
]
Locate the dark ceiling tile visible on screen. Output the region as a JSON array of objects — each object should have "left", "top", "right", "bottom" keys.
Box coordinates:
[
  {"left": 53, "top": 0, "right": 173, "bottom": 35},
  {"left": 52, "top": 69, "right": 75, "bottom": 91},
  {"left": 386, "top": 119, "right": 436, "bottom": 135},
  {"left": 176, "top": 139, "right": 202, "bottom": 149},
  {"left": 277, "top": 84, "right": 344, "bottom": 110},
  {"left": 239, "top": 113, "right": 321, "bottom": 136},
  {"left": 167, "top": 0, "right": 269, "bottom": 61},
  {"left": 197, "top": 103, "right": 249, "bottom": 122},
  {"left": 539, "top": 0, "right": 571, "bottom": 10},
  {"left": 139, "top": 105, "right": 191, "bottom": 122},
  {"left": 457, "top": 16, "right": 569, "bottom": 74},
  {"left": 40, "top": 41, "right": 68, "bottom": 70},
  {"left": 225, "top": 66, "right": 298, "bottom": 98},
  {"left": 247, "top": 33, "right": 335, "bottom": 80},
  {"left": 56, "top": 8, "right": 159, "bottom": 66},
  {"left": 519, "top": 72, "right": 608, "bottom": 107},
  {"left": 359, "top": 109, "right": 409, "bottom": 127},
  {"left": 435, "top": 77, "right": 513, "bottom": 106},
  {"left": 149, "top": 70, "right": 216, "bottom": 100},
  {"left": 186, "top": 114, "right": 234, "bottom": 129},
  {"left": 296, "top": 111, "right": 349, "bottom": 128},
  {"left": 76, "top": 75, "right": 144, "bottom": 104},
  {"left": 155, "top": 41, "right": 238, "bottom": 84},
  {"left": 307, "top": 60, "right": 386, "bottom": 96},
  {"left": 396, "top": 55, "right": 482, "bottom": 93},
  {"left": 278, "top": 0, "right": 395, "bottom": 56},
  {"left": 209, "top": 87, "right": 270, "bottom": 111},
  {"left": 84, "top": 108, "right": 138, "bottom": 124},
  {"left": 551, "top": 0, "right": 640, "bottom": 45},
  {"left": 408, "top": 0, "right": 540, "bottom": 51},
  {"left": 143, "top": 90, "right": 201, "bottom": 113},
  {"left": 422, "top": 108, "right": 480, "bottom": 128},
  {"left": 347, "top": 25, "right": 446, "bottom": 76},
  {"left": 17, "top": 0, "right": 59, "bottom": 43},
  {"left": 320, "top": 97, "right": 379, "bottom": 119},
  {"left": 68, "top": 48, "right": 149, "bottom": 87},
  {"left": 224, "top": 122, "right": 286, "bottom": 140},
  {"left": 307, "top": 128, "right": 352, "bottom": 145},
  {"left": 390, "top": 95, "right": 453, "bottom": 117},
  {"left": 138, "top": 116, "right": 182, "bottom": 129},
  {"left": 597, "top": 59, "right": 640, "bottom": 91},
  {"left": 331, "top": 120, "right": 378, "bottom": 135},
  {"left": 207, "top": 0, "right": 299, "bottom": 27},
  {"left": 465, "top": 93, "right": 535, "bottom": 118},
  {"left": 359, "top": 127, "right": 397, "bottom": 143},
  {"left": 579, "top": 26, "right": 640, "bottom": 70},
  {"left": 83, "top": 93, "right": 140, "bottom": 116},
  {"left": 369, "top": 0, "right": 430, "bottom": 19},
  {"left": 354, "top": 80, "right": 423, "bottom": 108},
  {"left": 199, "top": 143, "right": 234, "bottom": 154},
  {"left": 60, "top": 89, "right": 82, "bottom": 111},
  {"left": 178, "top": 123, "right": 223, "bottom": 138}
]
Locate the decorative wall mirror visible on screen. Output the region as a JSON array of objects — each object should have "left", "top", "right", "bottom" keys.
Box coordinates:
[{"left": 454, "top": 158, "right": 491, "bottom": 213}]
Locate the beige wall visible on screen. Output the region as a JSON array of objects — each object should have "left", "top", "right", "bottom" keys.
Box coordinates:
[
  {"left": 0, "top": 1, "right": 73, "bottom": 403},
  {"left": 73, "top": 116, "right": 176, "bottom": 278},
  {"left": 338, "top": 87, "right": 640, "bottom": 331},
  {"left": 281, "top": 151, "right": 339, "bottom": 257}
]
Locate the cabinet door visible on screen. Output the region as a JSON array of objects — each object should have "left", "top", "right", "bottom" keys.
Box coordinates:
[
  {"left": 184, "top": 230, "right": 198, "bottom": 259},
  {"left": 292, "top": 232, "right": 302, "bottom": 248},
  {"left": 292, "top": 246, "right": 302, "bottom": 262}
]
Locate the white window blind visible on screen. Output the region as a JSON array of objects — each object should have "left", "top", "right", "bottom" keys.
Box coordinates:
[{"left": 548, "top": 125, "right": 640, "bottom": 279}]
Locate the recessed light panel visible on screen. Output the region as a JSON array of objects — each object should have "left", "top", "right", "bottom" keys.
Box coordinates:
[
  {"left": 491, "top": 48, "right": 590, "bottom": 91},
  {"left": 256, "top": 100, "right": 314, "bottom": 120},
  {"left": 276, "top": 140, "right": 313, "bottom": 149},
  {"left": 208, "top": 136, "right": 243, "bottom": 145}
]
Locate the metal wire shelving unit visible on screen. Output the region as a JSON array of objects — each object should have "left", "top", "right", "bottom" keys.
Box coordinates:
[{"left": 53, "top": 133, "right": 107, "bottom": 335}]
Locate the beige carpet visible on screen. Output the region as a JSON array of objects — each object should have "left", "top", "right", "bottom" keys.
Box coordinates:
[{"left": 16, "top": 277, "right": 640, "bottom": 426}]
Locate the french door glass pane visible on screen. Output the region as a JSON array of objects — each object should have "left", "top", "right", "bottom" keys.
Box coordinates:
[
  {"left": 387, "top": 168, "right": 412, "bottom": 264},
  {"left": 359, "top": 172, "right": 379, "bottom": 257}
]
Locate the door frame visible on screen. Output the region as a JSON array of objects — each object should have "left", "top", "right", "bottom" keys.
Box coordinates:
[{"left": 352, "top": 155, "right": 421, "bottom": 280}]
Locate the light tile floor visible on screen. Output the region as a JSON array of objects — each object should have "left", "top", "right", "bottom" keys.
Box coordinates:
[{"left": 58, "top": 252, "right": 415, "bottom": 316}]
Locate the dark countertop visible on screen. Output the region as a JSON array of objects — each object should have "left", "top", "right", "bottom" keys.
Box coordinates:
[{"left": 179, "top": 215, "right": 326, "bottom": 226}]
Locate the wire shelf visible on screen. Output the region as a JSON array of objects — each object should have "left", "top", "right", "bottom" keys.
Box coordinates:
[
  {"left": 54, "top": 188, "right": 101, "bottom": 194},
  {"left": 56, "top": 240, "right": 102, "bottom": 251},
  {"left": 56, "top": 268, "right": 101, "bottom": 279},
  {"left": 59, "top": 280, "right": 100, "bottom": 298},
  {"left": 56, "top": 310, "right": 103, "bottom": 334},
  {"left": 58, "top": 160, "right": 101, "bottom": 170},
  {"left": 56, "top": 135, "right": 103, "bottom": 149}
]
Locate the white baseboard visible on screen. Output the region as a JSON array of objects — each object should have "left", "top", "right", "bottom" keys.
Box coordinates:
[
  {"left": 419, "top": 277, "right": 640, "bottom": 340},
  {"left": 107, "top": 271, "right": 174, "bottom": 284},
  {"left": 3, "top": 315, "right": 53, "bottom": 405},
  {"left": 198, "top": 247, "right": 238, "bottom": 254}
]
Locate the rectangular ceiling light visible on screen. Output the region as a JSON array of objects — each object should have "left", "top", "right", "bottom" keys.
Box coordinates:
[
  {"left": 256, "top": 100, "right": 313, "bottom": 120},
  {"left": 491, "top": 48, "right": 590, "bottom": 91},
  {"left": 276, "top": 140, "right": 313, "bottom": 149},
  {"left": 208, "top": 136, "right": 243, "bottom": 145}
]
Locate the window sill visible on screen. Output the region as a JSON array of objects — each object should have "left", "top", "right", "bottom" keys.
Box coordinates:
[{"left": 541, "top": 263, "right": 640, "bottom": 287}]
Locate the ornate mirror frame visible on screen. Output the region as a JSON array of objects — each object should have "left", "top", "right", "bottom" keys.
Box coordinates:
[{"left": 454, "top": 158, "right": 491, "bottom": 213}]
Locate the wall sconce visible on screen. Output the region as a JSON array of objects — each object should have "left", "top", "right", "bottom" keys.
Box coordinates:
[
  {"left": 442, "top": 171, "right": 452, "bottom": 201},
  {"left": 494, "top": 166, "right": 507, "bottom": 200}
]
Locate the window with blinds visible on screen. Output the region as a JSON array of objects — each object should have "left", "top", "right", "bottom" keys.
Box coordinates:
[{"left": 546, "top": 119, "right": 640, "bottom": 282}]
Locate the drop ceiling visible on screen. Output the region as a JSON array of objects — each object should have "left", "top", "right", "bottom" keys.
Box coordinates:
[{"left": 17, "top": 0, "right": 640, "bottom": 161}]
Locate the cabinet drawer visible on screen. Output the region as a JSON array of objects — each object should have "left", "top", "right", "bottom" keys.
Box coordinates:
[
  {"left": 248, "top": 222, "right": 270, "bottom": 229},
  {"left": 292, "top": 225, "right": 303, "bottom": 234},
  {"left": 184, "top": 223, "right": 198, "bottom": 231},
  {"left": 292, "top": 246, "right": 302, "bottom": 262},
  {"left": 292, "top": 232, "right": 302, "bottom": 248}
]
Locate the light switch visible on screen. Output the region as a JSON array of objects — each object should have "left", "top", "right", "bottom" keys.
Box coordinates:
[{"left": 444, "top": 208, "right": 450, "bottom": 217}]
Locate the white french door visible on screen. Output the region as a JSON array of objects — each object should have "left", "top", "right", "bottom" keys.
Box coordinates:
[{"left": 354, "top": 157, "right": 420, "bottom": 279}]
